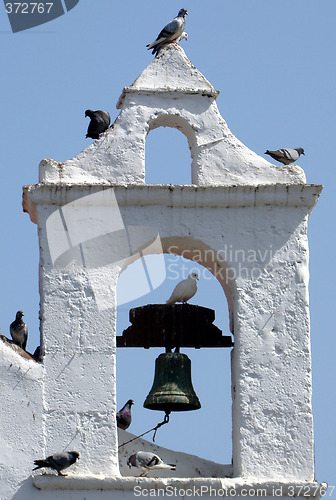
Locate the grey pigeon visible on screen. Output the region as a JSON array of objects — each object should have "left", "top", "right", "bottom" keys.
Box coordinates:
[
  {"left": 147, "top": 8, "right": 188, "bottom": 56},
  {"left": 127, "top": 451, "right": 176, "bottom": 477},
  {"left": 265, "top": 147, "right": 305, "bottom": 165},
  {"left": 33, "top": 451, "right": 79, "bottom": 476},
  {"left": 166, "top": 272, "right": 199, "bottom": 305},
  {"left": 85, "top": 109, "right": 111, "bottom": 140},
  {"left": 116, "top": 399, "right": 134, "bottom": 430},
  {"left": 10, "top": 311, "right": 28, "bottom": 350}
]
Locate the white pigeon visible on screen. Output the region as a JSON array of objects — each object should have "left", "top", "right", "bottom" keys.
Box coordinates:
[
  {"left": 147, "top": 8, "right": 188, "bottom": 56},
  {"left": 166, "top": 273, "right": 199, "bottom": 305},
  {"left": 178, "top": 31, "right": 188, "bottom": 42},
  {"left": 127, "top": 451, "right": 176, "bottom": 477},
  {"left": 264, "top": 147, "right": 305, "bottom": 165}
]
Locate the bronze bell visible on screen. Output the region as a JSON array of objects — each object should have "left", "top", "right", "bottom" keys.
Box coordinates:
[{"left": 144, "top": 352, "right": 201, "bottom": 412}]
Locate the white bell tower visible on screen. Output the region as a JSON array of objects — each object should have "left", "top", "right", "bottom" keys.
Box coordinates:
[{"left": 1, "top": 43, "right": 324, "bottom": 498}]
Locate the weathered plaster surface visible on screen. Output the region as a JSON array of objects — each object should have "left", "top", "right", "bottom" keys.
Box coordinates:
[
  {"left": 33, "top": 476, "right": 326, "bottom": 498},
  {"left": 0, "top": 341, "right": 43, "bottom": 499}
]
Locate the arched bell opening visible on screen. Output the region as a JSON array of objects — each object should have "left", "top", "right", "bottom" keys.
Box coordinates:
[{"left": 116, "top": 240, "right": 237, "bottom": 477}]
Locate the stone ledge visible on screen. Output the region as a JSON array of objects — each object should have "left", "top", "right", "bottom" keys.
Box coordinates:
[
  {"left": 0, "top": 334, "right": 40, "bottom": 362},
  {"left": 23, "top": 183, "right": 323, "bottom": 225},
  {"left": 117, "top": 87, "right": 220, "bottom": 108},
  {"left": 32, "top": 476, "right": 326, "bottom": 497}
]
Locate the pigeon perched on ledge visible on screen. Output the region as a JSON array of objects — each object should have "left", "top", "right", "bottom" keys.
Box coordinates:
[
  {"left": 147, "top": 8, "right": 188, "bottom": 56},
  {"left": 117, "top": 399, "right": 134, "bottom": 430},
  {"left": 265, "top": 147, "right": 305, "bottom": 165},
  {"left": 85, "top": 109, "right": 111, "bottom": 140},
  {"left": 166, "top": 273, "right": 199, "bottom": 305},
  {"left": 127, "top": 451, "right": 176, "bottom": 477},
  {"left": 10, "top": 311, "right": 28, "bottom": 350},
  {"left": 33, "top": 451, "right": 79, "bottom": 476}
]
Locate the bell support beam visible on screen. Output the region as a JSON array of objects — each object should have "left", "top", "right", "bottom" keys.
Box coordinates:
[{"left": 117, "top": 304, "right": 233, "bottom": 350}]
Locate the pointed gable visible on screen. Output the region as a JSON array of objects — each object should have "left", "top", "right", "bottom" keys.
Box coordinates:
[
  {"left": 117, "top": 44, "right": 218, "bottom": 108},
  {"left": 38, "top": 43, "right": 306, "bottom": 186}
]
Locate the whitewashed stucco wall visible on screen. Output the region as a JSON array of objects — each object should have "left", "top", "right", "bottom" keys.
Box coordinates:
[
  {"left": 0, "top": 342, "right": 43, "bottom": 499},
  {"left": 21, "top": 183, "right": 321, "bottom": 485},
  {"left": 3, "top": 182, "right": 321, "bottom": 499}
]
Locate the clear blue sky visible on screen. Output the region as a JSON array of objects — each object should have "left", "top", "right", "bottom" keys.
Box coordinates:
[{"left": 1, "top": 0, "right": 335, "bottom": 486}]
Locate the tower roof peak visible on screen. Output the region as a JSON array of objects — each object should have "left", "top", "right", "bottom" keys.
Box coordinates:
[{"left": 117, "top": 44, "right": 219, "bottom": 109}]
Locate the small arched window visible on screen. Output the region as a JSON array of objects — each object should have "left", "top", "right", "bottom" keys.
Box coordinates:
[{"left": 145, "top": 126, "right": 193, "bottom": 185}]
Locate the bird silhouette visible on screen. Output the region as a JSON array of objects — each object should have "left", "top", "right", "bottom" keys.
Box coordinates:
[
  {"left": 10, "top": 311, "right": 28, "bottom": 350},
  {"left": 147, "top": 8, "right": 188, "bottom": 56},
  {"left": 166, "top": 273, "right": 199, "bottom": 305},
  {"left": 117, "top": 399, "right": 134, "bottom": 430},
  {"left": 265, "top": 147, "right": 305, "bottom": 165},
  {"left": 85, "top": 109, "right": 111, "bottom": 139},
  {"left": 127, "top": 451, "right": 176, "bottom": 477},
  {"left": 33, "top": 451, "right": 79, "bottom": 476}
]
